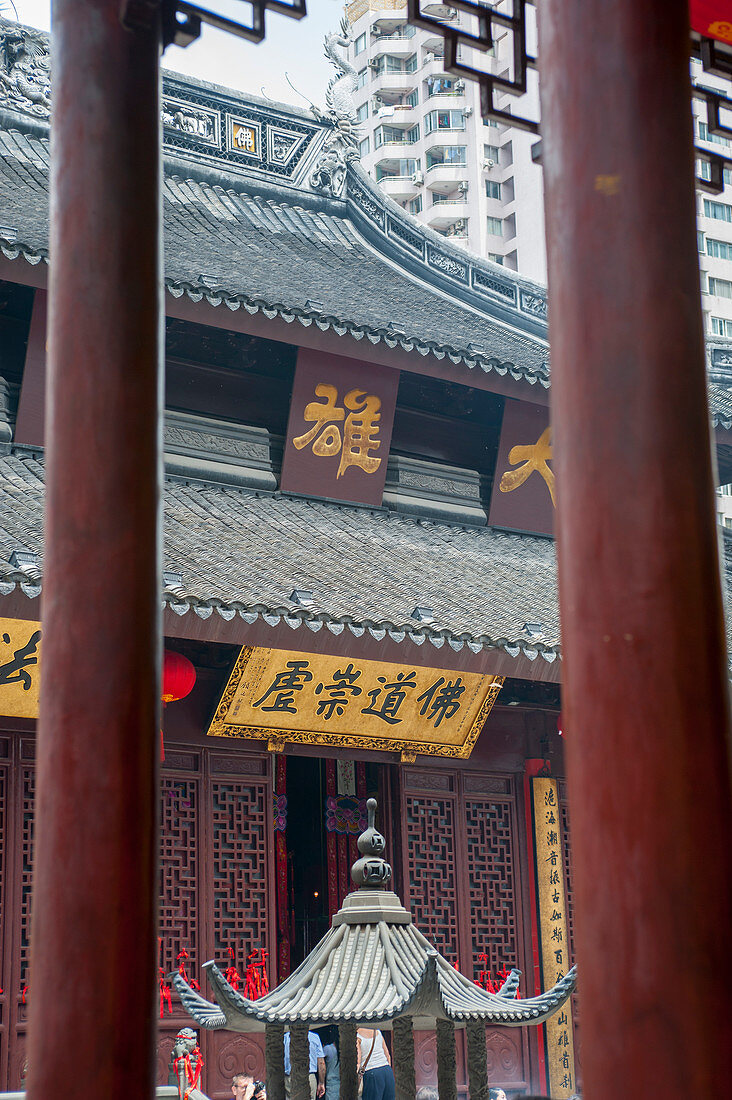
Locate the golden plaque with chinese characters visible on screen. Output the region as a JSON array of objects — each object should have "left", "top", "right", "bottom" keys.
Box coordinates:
[
  {"left": 531, "top": 776, "right": 577, "bottom": 1098},
  {"left": 0, "top": 617, "right": 42, "bottom": 719},
  {"left": 280, "top": 348, "right": 400, "bottom": 507},
  {"left": 207, "top": 647, "right": 503, "bottom": 758}
]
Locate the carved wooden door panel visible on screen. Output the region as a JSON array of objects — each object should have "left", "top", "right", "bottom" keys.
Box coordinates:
[
  {"left": 399, "top": 767, "right": 533, "bottom": 1097},
  {"left": 158, "top": 747, "right": 275, "bottom": 1100},
  {"left": 0, "top": 748, "right": 8, "bottom": 1088},
  {"left": 0, "top": 738, "right": 35, "bottom": 1092}
]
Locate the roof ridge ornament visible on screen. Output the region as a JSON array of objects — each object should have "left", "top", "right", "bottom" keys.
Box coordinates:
[
  {"left": 308, "top": 16, "right": 360, "bottom": 197},
  {"left": 351, "top": 797, "right": 392, "bottom": 890}
]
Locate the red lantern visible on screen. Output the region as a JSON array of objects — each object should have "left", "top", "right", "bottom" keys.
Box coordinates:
[
  {"left": 162, "top": 649, "right": 197, "bottom": 704},
  {"left": 161, "top": 650, "right": 196, "bottom": 760}
]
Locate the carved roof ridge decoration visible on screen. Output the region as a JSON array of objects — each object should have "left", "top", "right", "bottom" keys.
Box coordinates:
[
  {"left": 345, "top": 162, "right": 549, "bottom": 339},
  {"left": 172, "top": 800, "right": 577, "bottom": 1030}
]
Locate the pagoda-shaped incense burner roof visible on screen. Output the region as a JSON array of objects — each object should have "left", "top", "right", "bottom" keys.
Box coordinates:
[{"left": 174, "top": 800, "right": 576, "bottom": 1032}]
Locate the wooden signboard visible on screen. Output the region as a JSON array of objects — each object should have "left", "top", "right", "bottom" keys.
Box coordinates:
[
  {"left": 0, "top": 617, "right": 42, "bottom": 719},
  {"left": 280, "top": 348, "right": 399, "bottom": 507},
  {"left": 531, "top": 776, "right": 576, "bottom": 1099},
  {"left": 208, "top": 647, "right": 503, "bottom": 758},
  {"left": 489, "top": 399, "right": 554, "bottom": 536}
]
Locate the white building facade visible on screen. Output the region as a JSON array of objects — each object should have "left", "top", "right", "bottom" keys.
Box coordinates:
[
  {"left": 344, "top": 0, "right": 546, "bottom": 281},
  {"left": 344, "top": 2, "right": 732, "bottom": 338}
]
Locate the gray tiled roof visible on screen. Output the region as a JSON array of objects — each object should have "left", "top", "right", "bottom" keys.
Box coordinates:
[
  {"left": 175, "top": 910, "right": 575, "bottom": 1030},
  {"left": 3, "top": 452, "right": 732, "bottom": 666},
  {"left": 0, "top": 124, "right": 548, "bottom": 386},
  {"left": 0, "top": 451, "right": 560, "bottom": 662}
]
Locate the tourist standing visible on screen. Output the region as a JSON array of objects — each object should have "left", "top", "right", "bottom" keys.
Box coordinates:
[
  {"left": 357, "top": 1029, "right": 394, "bottom": 1100},
  {"left": 284, "top": 1029, "right": 326, "bottom": 1100},
  {"left": 316, "top": 1025, "right": 340, "bottom": 1100}
]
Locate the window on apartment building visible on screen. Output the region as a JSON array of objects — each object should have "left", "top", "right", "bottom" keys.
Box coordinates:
[
  {"left": 426, "top": 76, "right": 457, "bottom": 96},
  {"left": 425, "top": 109, "right": 466, "bottom": 132},
  {"left": 486, "top": 216, "right": 503, "bottom": 235},
  {"left": 485, "top": 180, "right": 502, "bottom": 199},
  {"left": 698, "top": 120, "right": 732, "bottom": 148},
  {"left": 697, "top": 160, "right": 732, "bottom": 184},
  {"left": 711, "top": 316, "right": 732, "bottom": 336},
  {"left": 406, "top": 89, "right": 419, "bottom": 107},
  {"left": 707, "top": 238, "right": 732, "bottom": 260},
  {"left": 709, "top": 276, "right": 732, "bottom": 297},
  {"left": 483, "top": 143, "right": 500, "bottom": 161},
  {"left": 356, "top": 69, "right": 368, "bottom": 90},
  {"left": 426, "top": 146, "right": 467, "bottom": 167},
  {"left": 406, "top": 124, "right": 421, "bottom": 143},
  {"left": 408, "top": 195, "right": 423, "bottom": 214},
  {"left": 405, "top": 53, "right": 418, "bottom": 73},
  {"left": 375, "top": 125, "right": 408, "bottom": 147},
  {"left": 356, "top": 102, "right": 369, "bottom": 123},
  {"left": 719, "top": 482, "right": 732, "bottom": 496},
  {"left": 488, "top": 253, "right": 504, "bottom": 264},
  {"left": 376, "top": 159, "right": 420, "bottom": 180},
  {"left": 355, "top": 32, "right": 367, "bottom": 55},
  {"left": 703, "top": 198, "right": 732, "bottom": 221},
  {"left": 698, "top": 230, "right": 706, "bottom": 251},
  {"left": 359, "top": 137, "right": 371, "bottom": 157}
]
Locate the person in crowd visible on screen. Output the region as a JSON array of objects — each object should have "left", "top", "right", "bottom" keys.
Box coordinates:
[
  {"left": 356, "top": 1028, "right": 395, "bottom": 1100},
  {"left": 284, "top": 1028, "right": 326, "bottom": 1100},
  {"left": 316, "top": 1024, "right": 340, "bottom": 1100},
  {"left": 416, "top": 1087, "right": 438, "bottom": 1100},
  {"left": 488, "top": 1090, "right": 507, "bottom": 1100},
  {"left": 232, "top": 1074, "right": 256, "bottom": 1100}
]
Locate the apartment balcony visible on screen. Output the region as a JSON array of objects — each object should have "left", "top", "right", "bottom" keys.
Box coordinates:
[
  {"left": 371, "top": 36, "right": 416, "bottom": 58},
  {"left": 375, "top": 103, "right": 416, "bottom": 124},
  {"left": 424, "top": 197, "right": 469, "bottom": 228},
  {"left": 425, "top": 89, "right": 464, "bottom": 104},
  {"left": 421, "top": 2, "right": 458, "bottom": 18},
  {"left": 378, "top": 175, "right": 420, "bottom": 201},
  {"left": 425, "top": 162, "right": 468, "bottom": 190},
  {"left": 370, "top": 70, "right": 418, "bottom": 96},
  {"left": 370, "top": 10, "right": 408, "bottom": 30},
  {"left": 375, "top": 140, "right": 415, "bottom": 159}
]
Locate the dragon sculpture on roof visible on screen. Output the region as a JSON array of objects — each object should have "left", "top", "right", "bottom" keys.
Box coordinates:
[
  {"left": 0, "top": 18, "right": 51, "bottom": 119},
  {"left": 309, "top": 16, "right": 360, "bottom": 198}
]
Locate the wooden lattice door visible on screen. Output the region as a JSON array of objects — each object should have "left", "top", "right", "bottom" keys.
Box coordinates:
[
  {"left": 157, "top": 747, "right": 275, "bottom": 1100},
  {"left": 399, "top": 766, "right": 533, "bottom": 1097},
  {"left": 0, "top": 737, "right": 275, "bottom": 1097}
]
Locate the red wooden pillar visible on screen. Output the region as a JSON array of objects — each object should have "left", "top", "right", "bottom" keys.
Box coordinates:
[
  {"left": 537, "top": 1, "right": 732, "bottom": 1097},
  {"left": 26, "top": 3, "right": 162, "bottom": 1098}
]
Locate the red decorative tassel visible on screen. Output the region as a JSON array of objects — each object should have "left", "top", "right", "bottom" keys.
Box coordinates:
[{"left": 159, "top": 969, "right": 172, "bottom": 1017}]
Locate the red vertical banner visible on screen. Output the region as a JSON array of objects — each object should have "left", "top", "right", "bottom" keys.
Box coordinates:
[
  {"left": 325, "top": 759, "right": 340, "bottom": 919},
  {"left": 275, "top": 754, "right": 290, "bottom": 980}
]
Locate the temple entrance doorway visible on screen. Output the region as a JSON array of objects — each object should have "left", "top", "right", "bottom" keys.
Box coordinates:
[{"left": 277, "top": 755, "right": 399, "bottom": 976}]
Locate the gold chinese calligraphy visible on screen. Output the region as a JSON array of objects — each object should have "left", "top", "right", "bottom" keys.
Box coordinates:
[
  {"left": 292, "top": 384, "right": 382, "bottom": 478},
  {"left": 531, "top": 777, "right": 576, "bottom": 1098},
  {"left": 280, "top": 349, "right": 399, "bottom": 507},
  {"left": 0, "top": 617, "right": 42, "bottom": 719},
  {"left": 207, "top": 647, "right": 503, "bottom": 758}
]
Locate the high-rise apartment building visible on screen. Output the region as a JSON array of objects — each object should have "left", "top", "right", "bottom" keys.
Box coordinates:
[
  {"left": 344, "top": 0, "right": 546, "bottom": 282},
  {"left": 344, "top": 2, "right": 732, "bottom": 338}
]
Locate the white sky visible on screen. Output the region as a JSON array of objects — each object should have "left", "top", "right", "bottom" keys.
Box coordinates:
[{"left": 12, "top": 0, "right": 344, "bottom": 107}]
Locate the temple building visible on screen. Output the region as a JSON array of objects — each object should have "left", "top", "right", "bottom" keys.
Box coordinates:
[{"left": 0, "top": 15, "right": 730, "bottom": 1100}]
